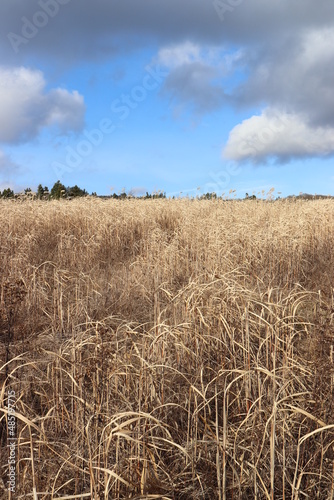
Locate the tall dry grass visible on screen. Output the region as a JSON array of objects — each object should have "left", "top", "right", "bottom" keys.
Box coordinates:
[{"left": 0, "top": 197, "right": 333, "bottom": 499}]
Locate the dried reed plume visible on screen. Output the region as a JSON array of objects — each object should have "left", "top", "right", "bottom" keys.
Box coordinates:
[{"left": 0, "top": 197, "right": 333, "bottom": 499}]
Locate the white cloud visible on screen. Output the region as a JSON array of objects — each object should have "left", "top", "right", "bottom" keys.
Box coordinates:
[
  {"left": 0, "top": 67, "right": 85, "bottom": 144},
  {"left": 45, "top": 88, "right": 85, "bottom": 130},
  {"left": 157, "top": 41, "right": 228, "bottom": 70},
  {"left": 158, "top": 42, "right": 202, "bottom": 68},
  {"left": 223, "top": 108, "right": 334, "bottom": 163}
]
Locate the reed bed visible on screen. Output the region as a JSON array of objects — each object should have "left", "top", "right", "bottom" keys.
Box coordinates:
[{"left": 0, "top": 197, "right": 333, "bottom": 499}]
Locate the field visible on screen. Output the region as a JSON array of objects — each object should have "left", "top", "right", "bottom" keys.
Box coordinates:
[{"left": 0, "top": 197, "right": 334, "bottom": 499}]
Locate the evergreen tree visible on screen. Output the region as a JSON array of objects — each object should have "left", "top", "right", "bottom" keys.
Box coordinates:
[
  {"left": 67, "top": 185, "right": 87, "bottom": 197},
  {"left": 200, "top": 192, "right": 217, "bottom": 200},
  {"left": 2, "top": 188, "right": 14, "bottom": 198},
  {"left": 50, "top": 180, "right": 66, "bottom": 199},
  {"left": 37, "top": 184, "right": 45, "bottom": 199}
]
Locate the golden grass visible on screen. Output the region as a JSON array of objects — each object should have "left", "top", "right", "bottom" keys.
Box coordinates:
[{"left": 0, "top": 197, "right": 333, "bottom": 499}]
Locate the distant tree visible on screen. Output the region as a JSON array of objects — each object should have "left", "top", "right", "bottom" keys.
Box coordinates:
[
  {"left": 50, "top": 180, "right": 66, "bottom": 199},
  {"left": 24, "top": 187, "right": 32, "bottom": 194},
  {"left": 2, "top": 188, "right": 14, "bottom": 198},
  {"left": 200, "top": 192, "right": 217, "bottom": 200},
  {"left": 152, "top": 191, "right": 166, "bottom": 199},
  {"left": 245, "top": 192, "right": 256, "bottom": 200},
  {"left": 67, "top": 185, "right": 87, "bottom": 197},
  {"left": 37, "top": 184, "right": 44, "bottom": 199},
  {"left": 37, "top": 184, "right": 50, "bottom": 200}
]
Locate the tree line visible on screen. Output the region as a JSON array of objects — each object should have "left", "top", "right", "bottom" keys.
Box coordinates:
[
  {"left": 2, "top": 182, "right": 331, "bottom": 201},
  {"left": 0, "top": 181, "right": 168, "bottom": 200}
]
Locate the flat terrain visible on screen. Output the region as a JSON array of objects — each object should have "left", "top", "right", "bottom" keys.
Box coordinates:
[{"left": 0, "top": 198, "right": 333, "bottom": 499}]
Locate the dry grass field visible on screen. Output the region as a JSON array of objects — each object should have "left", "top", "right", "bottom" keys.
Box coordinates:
[{"left": 0, "top": 197, "right": 334, "bottom": 499}]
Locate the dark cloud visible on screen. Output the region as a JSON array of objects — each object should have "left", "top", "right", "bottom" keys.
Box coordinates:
[
  {"left": 1, "top": 0, "right": 334, "bottom": 65},
  {"left": 161, "top": 62, "right": 227, "bottom": 114},
  {"left": 235, "top": 28, "right": 334, "bottom": 128}
]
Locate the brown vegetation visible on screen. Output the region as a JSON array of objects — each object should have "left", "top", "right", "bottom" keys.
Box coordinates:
[{"left": 0, "top": 197, "right": 334, "bottom": 499}]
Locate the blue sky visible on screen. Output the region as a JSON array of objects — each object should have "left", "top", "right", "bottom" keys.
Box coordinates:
[{"left": 0, "top": 0, "right": 334, "bottom": 197}]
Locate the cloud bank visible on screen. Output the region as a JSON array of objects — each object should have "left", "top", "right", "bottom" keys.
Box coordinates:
[
  {"left": 0, "top": 66, "right": 85, "bottom": 144},
  {"left": 2, "top": 0, "right": 333, "bottom": 63},
  {"left": 224, "top": 109, "right": 334, "bottom": 163},
  {"left": 222, "top": 27, "right": 334, "bottom": 162}
]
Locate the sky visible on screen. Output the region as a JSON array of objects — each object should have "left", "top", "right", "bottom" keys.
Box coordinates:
[{"left": 0, "top": 0, "right": 334, "bottom": 197}]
